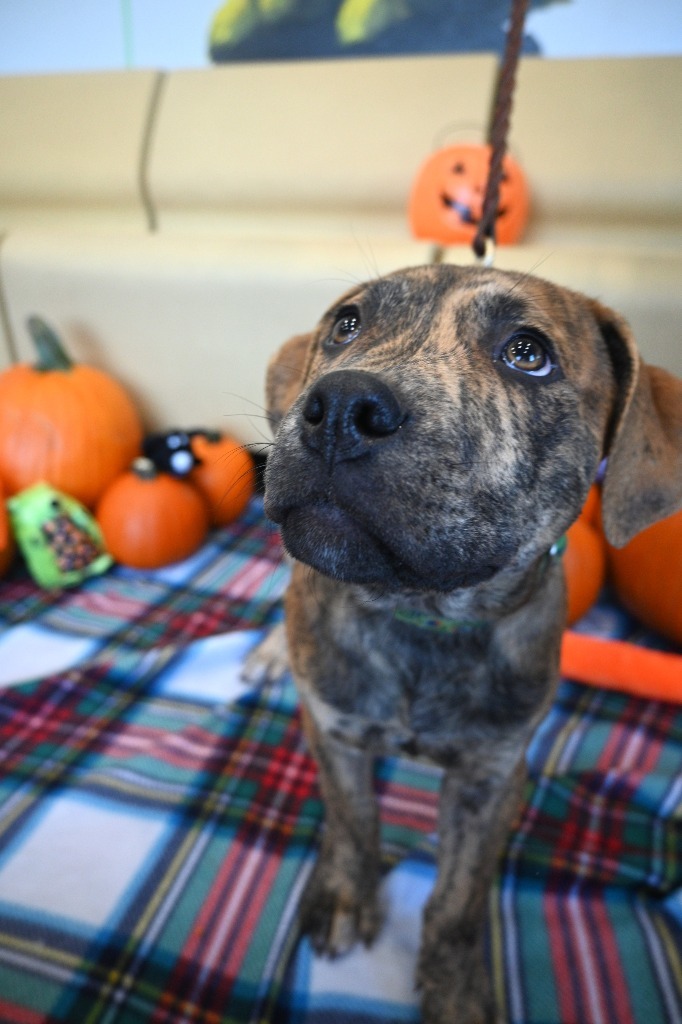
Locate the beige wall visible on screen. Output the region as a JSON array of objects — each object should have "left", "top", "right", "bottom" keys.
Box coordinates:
[
  {"left": 0, "top": 55, "right": 680, "bottom": 442},
  {"left": 0, "top": 70, "right": 159, "bottom": 232}
]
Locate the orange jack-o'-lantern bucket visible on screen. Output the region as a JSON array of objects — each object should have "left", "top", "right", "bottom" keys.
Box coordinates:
[{"left": 408, "top": 143, "right": 530, "bottom": 247}]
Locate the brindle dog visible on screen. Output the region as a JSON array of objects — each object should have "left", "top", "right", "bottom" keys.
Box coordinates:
[{"left": 260, "top": 264, "right": 682, "bottom": 1024}]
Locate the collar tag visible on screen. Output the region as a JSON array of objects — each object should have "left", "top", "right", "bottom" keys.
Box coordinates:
[{"left": 549, "top": 534, "right": 568, "bottom": 558}]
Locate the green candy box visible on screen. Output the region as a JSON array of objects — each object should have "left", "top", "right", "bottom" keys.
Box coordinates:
[{"left": 8, "top": 482, "right": 112, "bottom": 589}]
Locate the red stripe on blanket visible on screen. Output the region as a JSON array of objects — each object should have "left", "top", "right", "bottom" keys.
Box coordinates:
[
  {"left": 224, "top": 556, "right": 284, "bottom": 601},
  {"left": 98, "top": 722, "right": 237, "bottom": 771},
  {"left": 216, "top": 837, "right": 283, "bottom": 974},
  {"left": 545, "top": 881, "right": 638, "bottom": 1024},
  {"left": 586, "top": 893, "right": 636, "bottom": 1024},
  {"left": 545, "top": 887, "right": 584, "bottom": 1023},
  {"left": 0, "top": 1001, "right": 46, "bottom": 1024},
  {"left": 596, "top": 699, "right": 670, "bottom": 777},
  {"left": 378, "top": 781, "right": 438, "bottom": 835}
]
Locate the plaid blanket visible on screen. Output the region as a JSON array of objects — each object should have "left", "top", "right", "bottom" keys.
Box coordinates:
[{"left": 0, "top": 499, "right": 680, "bottom": 1024}]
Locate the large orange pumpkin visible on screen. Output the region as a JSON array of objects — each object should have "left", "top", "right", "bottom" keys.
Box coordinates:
[
  {"left": 408, "top": 143, "right": 530, "bottom": 247},
  {"left": 0, "top": 317, "right": 143, "bottom": 508},
  {"left": 608, "top": 508, "right": 682, "bottom": 644},
  {"left": 189, "top": 432, "right": 256, "bottom": 527},
  {"left": 97, "top": 458, "right": 209, "bottom": 570},
  {"left": 0, "top": 481, "right": 15, "bottom": 579}
]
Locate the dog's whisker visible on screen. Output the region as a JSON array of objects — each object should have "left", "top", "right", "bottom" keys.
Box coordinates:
[
  {"left": 267, "top": 361, "right": 306, "bottom": 377},
  {"left": 214, "top": 414, "right": 272, "bottom": 445},
  {"left": 301, "top": 567, "right": 322, "bottom": 617},
  {"left": 247, "top": 421, "right": 273, "bottom": 444},
  {"left": 253, "top": 445, "right": 274, "bottom": 458},
  {"left": 316, "top": 271, "right": 368, "bottom": 290},
  {"left": 221, "top": 412, "right": 271, "bottom": 423},
  {"left": 349, "top": 228, "right": 383, "bottom": 284},
  {"left": 221, "top": 391, "right": 269, "bottom": 415},
  {"left": 207, "top": 440, "right": 269, "bottom": 463},
  {"left": 263, "top": 551, "right": 289, "bottom": 601},
  {"left": 503, "top": 251, "right": 556, "bottom": 297}
]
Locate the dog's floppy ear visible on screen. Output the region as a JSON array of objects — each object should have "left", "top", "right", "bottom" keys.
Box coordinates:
[
  {"left": 266, "top": 332, "right": 314, "bottom": 434},
  {"left": 591, "top": 300, "right": 682, "bottom": 547}
]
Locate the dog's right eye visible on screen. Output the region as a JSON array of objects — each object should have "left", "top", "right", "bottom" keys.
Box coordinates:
[{"left": 328, "top": 306, "right": 362, "bottom": 347}]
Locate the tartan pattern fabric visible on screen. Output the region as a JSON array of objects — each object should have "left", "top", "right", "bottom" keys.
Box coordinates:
[
  {"left": 493, "top": 681, "right": 682, "bottom": 1024},
  {"left": 0, "top": 498, "right": 680, "bottom": 1024},
  {"left": 0, "top": 676, "right": 313, "bottom": 1024}
]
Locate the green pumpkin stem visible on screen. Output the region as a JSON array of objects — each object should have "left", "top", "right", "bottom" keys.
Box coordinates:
[
  {"left": 132, "top": 456, "right": 159, "bottom": 480},
  {"left": 200, "top": 429, "right": 222, "bottom": 444},
  {"left": 27, "top": 316, "right": 74, "bottom": 372}
]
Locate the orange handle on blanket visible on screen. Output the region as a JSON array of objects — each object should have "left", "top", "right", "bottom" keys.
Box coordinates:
[{"left": 560, "top": 631, "right": 682, "bottom": 704}]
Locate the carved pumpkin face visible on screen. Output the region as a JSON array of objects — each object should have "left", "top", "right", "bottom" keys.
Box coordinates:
[{"left": 408, "top": 143, "right": 530, "bottom": 246}]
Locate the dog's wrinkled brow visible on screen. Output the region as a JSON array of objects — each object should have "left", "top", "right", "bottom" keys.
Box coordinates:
[
  {"left": 356, "top": 273, "right": 464, "bottom": 351},
  {"left": 450, "top": 289, "right": 533, "bottom": 340}
]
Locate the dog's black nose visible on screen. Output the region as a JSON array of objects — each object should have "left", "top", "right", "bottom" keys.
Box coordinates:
[{"left": 301, "top": 370, "right": 405, "bottom": 467}]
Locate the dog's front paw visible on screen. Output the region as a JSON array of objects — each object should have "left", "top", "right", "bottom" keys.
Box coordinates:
[
  {"left": 418, "top": 985, "right": 496, "bottom": 1024},
  {"left": 241, "top": 622, "right": 289, "bottom": 685},
  {"left": 417, "top": 939, "right": 496, "bottom": 1024},
  {"left": 299, "top": 856, "right": 382, "bottom": 957},
  {"left": 418, "top": 973, "right": 496, "bottom": 1024}
]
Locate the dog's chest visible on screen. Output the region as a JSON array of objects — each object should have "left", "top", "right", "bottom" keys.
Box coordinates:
[{"left": 300, "top": 618, "right": 515, "bottom": 760}]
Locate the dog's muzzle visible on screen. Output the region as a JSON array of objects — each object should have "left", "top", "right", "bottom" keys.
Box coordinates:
[{"left": 264, "top": 368, "right": 514, "bottom": 591}]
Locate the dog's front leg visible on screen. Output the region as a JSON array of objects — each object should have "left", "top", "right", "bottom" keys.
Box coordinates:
[
  {"left": 299, "top": 707, "right": 382, "bottom": 957},
  {"left": 418, "top": 755, "right": 526, "bottom": 1024}
]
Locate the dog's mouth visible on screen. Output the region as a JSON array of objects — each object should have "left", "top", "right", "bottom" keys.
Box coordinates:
[
  {"left": 270, "top": 497, "right": 506, "bottom": 593},
  {"left": 277, "top": 501, "right": 402, "bottom": 586}
]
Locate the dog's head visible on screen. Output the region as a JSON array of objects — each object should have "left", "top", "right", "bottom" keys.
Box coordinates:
[{"left": 264, "top": 265, "right": 682, "bottom": 593}]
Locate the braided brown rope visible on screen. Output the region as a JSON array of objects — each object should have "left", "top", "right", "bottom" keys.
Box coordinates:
[{"left": 472, "top": 0, "right": 530, "bottom": 259}]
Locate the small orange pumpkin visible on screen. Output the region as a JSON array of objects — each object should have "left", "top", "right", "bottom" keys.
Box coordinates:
[
  {"left": 564, "top": 516, "right": 606, "bottom": 626},
  {"left": 0, "top": 481, "right": 16, "bottom": 579},
  {"left": 408, "top": 143, "right": 530, "bottom": 247},
  {"left": 578, "top": 482, "right": 602, "bottom": 530},
  {"left": 561, "top": 486, "right": 606, "bottom": 626},
  {"left": 607, "top": 508, "right": 682, "bottom": 644},
  {"left": 189, "top": 432, "right": 256, "bottom": 527},
  {"left": 96, "top": 458, "right": 209, "bottom": 569},
  {"left": 0, "top": 317, "right": 143, "bottom": 508}
]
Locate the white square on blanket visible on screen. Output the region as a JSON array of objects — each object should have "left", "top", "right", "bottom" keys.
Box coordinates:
[
  {"left": 0, "top": 792, "right": 170, "bottom": 930},
  {"left": 154, "top": 629, "right": 264, "bottom": 704},
  {"left": 0, "top": 622, "right": 98, "bottom": 687}
]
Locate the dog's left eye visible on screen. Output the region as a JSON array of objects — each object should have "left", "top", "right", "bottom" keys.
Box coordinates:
[
  {"left": 328, "top": 306, "right": 362, "bottom": 346},
  {"left": 499, "top": 332, "right": 554, "bottom": 377}
]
